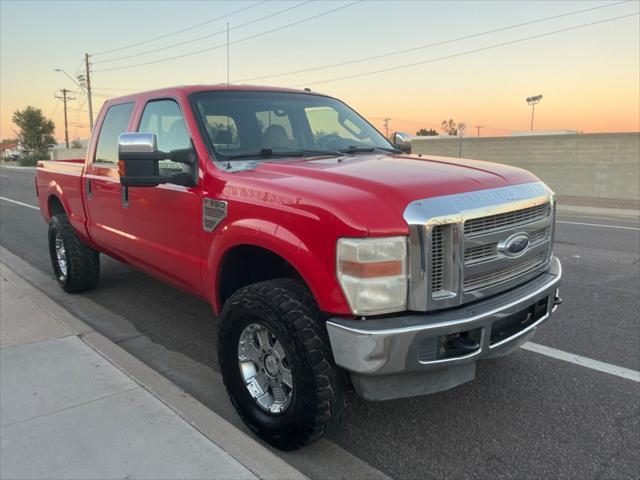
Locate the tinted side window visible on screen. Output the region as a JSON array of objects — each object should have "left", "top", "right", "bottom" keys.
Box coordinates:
[
  {"left": 139, "top": 100, "right": 191, "bottom": 151},
  {"left": 94, "top": 103, "right": 134, "bottom": 165},
  {"left": 138, "top": 100, "right": 191, "bottom": 172}
]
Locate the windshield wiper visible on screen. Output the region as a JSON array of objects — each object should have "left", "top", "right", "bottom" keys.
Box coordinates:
[
  {"left": 225, "top": 148, "right": 303, "bottom": 160},
  {"left": 224, "top": 147, "right": 343, "bottom": 160},
  {"left": 340, "top": 145, "right": 403, "bottom": 155}
]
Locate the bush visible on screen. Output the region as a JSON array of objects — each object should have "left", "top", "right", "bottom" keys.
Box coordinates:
[{"left": 19, "top": 152, "right": 48, "bottom": 166}]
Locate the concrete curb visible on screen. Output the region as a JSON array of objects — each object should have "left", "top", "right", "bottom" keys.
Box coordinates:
[{"left": 0, "top": 254, "right": 308, "bottom": 480}]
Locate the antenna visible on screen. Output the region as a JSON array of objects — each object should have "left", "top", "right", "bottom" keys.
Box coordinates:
[{"left": 226, "top": 22, "right": 230, "bottom": 86}]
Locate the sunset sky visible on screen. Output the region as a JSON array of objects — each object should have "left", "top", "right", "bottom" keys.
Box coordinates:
[{"left": 1, "top": 0, "right": 638, "bottom": 143}]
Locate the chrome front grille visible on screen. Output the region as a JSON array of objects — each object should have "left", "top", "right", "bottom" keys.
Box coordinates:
[
  {"left": 464, "top": 244, "right": 496, "bottom": 264},
  {"left": 464, "top": 253, "right": 546, "bottom": 292},
  {"left": 464, "top": 204, "right": 549, "bottom": 237},
  {"left": 431, "top": 226, "right": 445, "bottom": 292},
  {"left": 463, "top": 227, "right": 549, "bottom": 265},
  {"left": 404, "top": 182, "right": 555, "bottom": 312}
]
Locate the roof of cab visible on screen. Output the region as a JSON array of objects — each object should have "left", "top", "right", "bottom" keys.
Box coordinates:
[{"left": 103, "top": 84, "right": 326, "bottom": 104}]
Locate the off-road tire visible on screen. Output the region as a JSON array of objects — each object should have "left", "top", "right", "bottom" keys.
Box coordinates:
[
  {"left": 218, "top": 279, "right": 346, "bottom": 450},
  {"left": 48, "top": 214, "right": 100, "bottom": 293}
]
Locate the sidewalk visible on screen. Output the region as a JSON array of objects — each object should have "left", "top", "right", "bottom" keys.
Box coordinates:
[{"left": 0, "top": 263, "right": 306, "bottom": 480}]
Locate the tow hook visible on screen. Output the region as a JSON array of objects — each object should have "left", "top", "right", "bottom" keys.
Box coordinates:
[
  {"left": 439, "top": 335, "right": 480, "bottom": 359},
  {"left": 552, "top": 289, "right": 562, "bottom": 312}
]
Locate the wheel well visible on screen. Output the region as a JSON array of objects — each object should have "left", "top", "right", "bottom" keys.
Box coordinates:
[
  {"left": 218, "top": 245, "right": 306, "bottom": 307},
  {"left": 48, "top": 196, "right": 66, "bottom": 217}
]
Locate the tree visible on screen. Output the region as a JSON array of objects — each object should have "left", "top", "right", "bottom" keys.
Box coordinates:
[
  {"left": 416, "top": 128, "right": 438, "bottom": 136},
  {"left": 440, "top": 119, "right": 458, "bottom": 136},
  {"left": 1, "top": 137, "right": 19, "bottom": 145},
  {"left": 12, "top": 107, "right": 56, "bottom": 153}
]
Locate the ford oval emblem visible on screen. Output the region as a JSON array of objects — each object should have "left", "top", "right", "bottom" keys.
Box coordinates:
[{"left": 497, "top": 233, "right": 531, "bottom": 258}]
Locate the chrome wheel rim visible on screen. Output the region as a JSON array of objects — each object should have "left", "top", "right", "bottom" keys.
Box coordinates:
[
  {"left": 54, "top": 235, "right": 67, "bottom": 277},
  {"left": 238, "top": 323, "right": 293, "bottom": 414}
]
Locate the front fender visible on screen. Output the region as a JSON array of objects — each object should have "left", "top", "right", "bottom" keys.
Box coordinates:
[{"left": 205, "top": 218, "right": 351, "bottom": 315}]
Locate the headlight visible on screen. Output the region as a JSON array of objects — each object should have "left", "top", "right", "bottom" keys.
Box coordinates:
[{"left": 337, "top": 236, "right": 407, "bottom": 315}]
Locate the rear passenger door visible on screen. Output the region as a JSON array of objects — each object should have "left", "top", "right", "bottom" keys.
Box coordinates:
[
  {"left": 85, "top": 102, "right": 134, "bottom": 258},
  {"left": 123, "top": 98, "right": 203, "bottom": 294}
]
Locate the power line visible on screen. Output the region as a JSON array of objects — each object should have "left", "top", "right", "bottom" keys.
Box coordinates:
[
  {"left": 91, "top": 92, "right": 114, "bottom": 99},
  {"left": 94, "top": 1, "right": 313, "bottom": 65},
  {"left": 93, "top": 1, "right": 362, "bottom": 73},
  {"left": 91, "top": 0, "right": 269, "bottom": 56},
  {"left": 237, "top": 0, "right": 631, "bottom": 83},
  {"left": 71, "top": 92, "right": 88, "bottom": 140},
  {"left": 370, "top": 117, "right": 515, "bottom": 134},
  {"left": 371, "top": 117, "right": 446, "bottom": 128},
  {"left": 292, "top": 12, "right": 639, "bottom": 87}
]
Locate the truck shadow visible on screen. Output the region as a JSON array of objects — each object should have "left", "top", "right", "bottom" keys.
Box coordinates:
[{"left": 81, "top": 256, "right": 637, "bottom": 480}]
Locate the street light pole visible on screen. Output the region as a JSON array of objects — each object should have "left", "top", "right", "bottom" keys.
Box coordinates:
[
  {"left": 526, "top": 95, "right": 543, "bottom": 132},
  {"left": 54, "top": 64, "right": 93, "bottom": 132}
]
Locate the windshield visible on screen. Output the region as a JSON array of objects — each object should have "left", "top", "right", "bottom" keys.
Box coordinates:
[{"left": 191, "top": 90, "right": 394, "bottom": 160}]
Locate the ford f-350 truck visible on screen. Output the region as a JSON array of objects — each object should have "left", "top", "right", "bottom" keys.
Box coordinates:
[{"left": 36, "top": 85, "right": 562, "bottom": 450}]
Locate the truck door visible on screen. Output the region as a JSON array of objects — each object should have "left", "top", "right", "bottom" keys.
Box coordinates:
[
  {"left": 85, "top": 102, "right": 135, "bottom": 258},
  {"left": 123, "top": 98, "right": 203, "bottom": 294}
]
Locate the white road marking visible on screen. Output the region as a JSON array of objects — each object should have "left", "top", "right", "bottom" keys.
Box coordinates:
[
  {"left": 0, "top": 166, "right": 36, "bottom": 171},
  {"left": 0, "top": 196, "right": 39, "bottom": 211},
  {"left": 522, "top": 342, "right": 640, "bottom": 383},
  {"left": 557, "top": 220, "right": 639, "bottom": 231}
]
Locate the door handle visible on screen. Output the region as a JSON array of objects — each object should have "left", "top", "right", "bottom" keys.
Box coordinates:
[
  {"left": 85, "top": 178, "right": 92, "bottom": 199},
  {"left": 121, "top": 185, "right": 129, "bottom": 209}
]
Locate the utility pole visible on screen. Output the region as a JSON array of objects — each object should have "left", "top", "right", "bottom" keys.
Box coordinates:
[
  {"left": 85, "top": 53, "right": 94, "bottom": 131},
  {"left": 55, "top": 89, "right": 75, "bottom": 148},
  {"left": 474, "top": 125, "right": 484, "bottom": 137},
  {"left": 382, "top": 117, "right": 391, "bottom": 139},
  {"left": 526, "top": 95, "right": 543, "bottom": 132}
]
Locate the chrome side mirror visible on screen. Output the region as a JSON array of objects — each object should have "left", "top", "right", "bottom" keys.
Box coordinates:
[
  {"left": 118, "top": 133, "right": 197, "bottom": 188},
  {"left": 392, "top": 132, "right": 412, "bottom": 154},
  {"left": 118, "top": 133, "right": 164, "bottom": 187},
  {"left": 118, "top": 133, "right": 160, "bottom": 159}
]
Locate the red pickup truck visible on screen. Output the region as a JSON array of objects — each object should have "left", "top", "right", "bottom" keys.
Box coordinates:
[{"left": 36, "top": 85, "right": 562, "bottom": 449}]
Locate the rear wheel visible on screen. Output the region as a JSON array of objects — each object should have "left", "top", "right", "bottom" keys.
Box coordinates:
[
  {"left": 48, "top": 214, "right": 100, "bottom": 293},
  {"left": 218, "top": 279, "right": 345, "bottom": 450}
]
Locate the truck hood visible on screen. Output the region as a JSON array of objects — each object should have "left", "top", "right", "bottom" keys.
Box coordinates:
[{"left": 228, "top": 153, "right": 541, "bottom": 235}]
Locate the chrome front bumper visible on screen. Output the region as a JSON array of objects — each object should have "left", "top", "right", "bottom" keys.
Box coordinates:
[{"left": 326, "top": 255, "right": 562, "bottom": 400}]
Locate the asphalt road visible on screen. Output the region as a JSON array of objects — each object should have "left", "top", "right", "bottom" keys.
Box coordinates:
[{"left": 1, "top": 166, "right": 639, "bottom": 480}]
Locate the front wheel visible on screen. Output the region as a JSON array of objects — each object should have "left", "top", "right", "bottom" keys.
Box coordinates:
[
  {"left": 218, "top": 279, "right": 345, "bottom": 450},
  {"left": 48, "top": 214, "right": 100, "bottom": 293}
]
